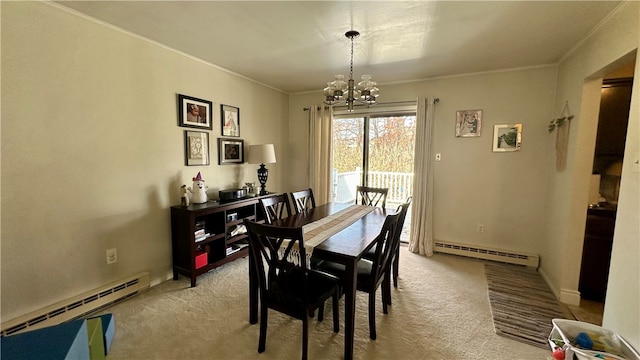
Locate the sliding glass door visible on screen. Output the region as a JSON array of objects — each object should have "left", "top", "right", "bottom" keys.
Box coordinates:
[
  {"left": 332, "top": 117, "right": 365, "bottom": 203},
  {"left": 331, "top": 111, "right": 416, "bottom": 210}
]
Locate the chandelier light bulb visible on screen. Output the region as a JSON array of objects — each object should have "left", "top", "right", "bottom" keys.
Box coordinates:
[
  {"left": 323, "top": 82, "right": 337, "bottom": 104},
  {"left": 332, "top": 74, "right": 347, "bottom": 100}
]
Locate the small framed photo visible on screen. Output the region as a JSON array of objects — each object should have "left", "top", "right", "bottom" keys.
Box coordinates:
[
  {"left": 456, "top": 109, "right": 482, "bottom": 137},
  {"left": 178, "top": 94, "right": 213, "bottom": 130},
  {"left": 221, "top": 104, "right": 240, "bottom": 137},
  {"left": 184, "top": 131, "right": 210, "bottom": 166},
  {"left": 492, "top": 124, "right": 522, "bottom": 152},
  {"left": 218, "top": 138, "right": 244, "bottom": 165}
]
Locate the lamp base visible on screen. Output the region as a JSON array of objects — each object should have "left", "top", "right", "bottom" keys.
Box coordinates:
[{"left": 257, "top": 164, "right": 269, "bottom": 196}]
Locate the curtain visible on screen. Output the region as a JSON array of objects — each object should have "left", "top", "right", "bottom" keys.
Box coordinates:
[
  {"left": 308, "top": 106, "right": 333, "bottom": 205},
  {"left": 408, "top": 97, "right": 436, "bottom": 256}
]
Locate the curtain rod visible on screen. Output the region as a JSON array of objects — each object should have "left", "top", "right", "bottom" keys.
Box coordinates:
[{"left": 304, "top": 98, "right": 439, "bottom": 111}]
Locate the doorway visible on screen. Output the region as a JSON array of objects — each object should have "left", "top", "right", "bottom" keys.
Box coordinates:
[{"left": 577, "top": 61, "right": 635, "bottom": 322}]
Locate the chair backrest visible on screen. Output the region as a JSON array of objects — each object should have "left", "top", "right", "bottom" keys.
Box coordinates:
[
  {"left": 393, "top": 197, "right": 412, "bottom": 242},
  {"left": 244, "top": 220, "right": 309, "bottom": 311},
  {"left": 259, "top": 194, "right": 292, "bottom": 224},
  {"left": 368, "top": 210, "right": 401, "bottom": 287},
  {"left": 290, "top": 188, "right": 316, "bottom": 214},
  {"left": 356, "top": 186, "right": 388, "bottom": 209}
]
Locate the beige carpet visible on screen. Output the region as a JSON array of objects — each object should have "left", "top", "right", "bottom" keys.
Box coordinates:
[
  {"left": 95, "top": 250, "right": 555, "bottom": 360},
  {"left": 485, "top": 263, "right": 575, "bottom": 349}
]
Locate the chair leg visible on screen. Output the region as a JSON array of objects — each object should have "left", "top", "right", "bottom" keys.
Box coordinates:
[
  {"left": 258, "top": 305, "right": 268, "bottom": 353},
  {"left": 382, "top": 279, "right": 390, "bottom": 314},
  {"left": 369, "top": 292, "right": 377, "bottom": 340},
  {"left": 302, "top": 316, "right": 309, "bottom": 360},
  {"left": 332, "top": 291, "right": 339, "bottom": 333},
  {"left": 383, "top": 272, "right": 392, "bottom": 307},
  {"left": 393, "top": 248, "right": 400, "bottom": 288}
]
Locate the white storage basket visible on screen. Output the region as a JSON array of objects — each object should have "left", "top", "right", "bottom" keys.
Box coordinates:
[{"left": 548, "top": 319, "right": 640, "bottom": 360}]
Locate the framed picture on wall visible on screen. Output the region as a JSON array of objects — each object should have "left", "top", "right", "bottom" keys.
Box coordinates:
[
  {"left": 218, "top": 138, "right": 244, "bottom": 165},
  {"left": 178, "top": 94, "right": 213, "bottom": 130},
  {"left": 221, "top": 104, "right": 240, "bottom": 137},
  {"left": 184, "top": 130, "right": 210, "bottom": 166},
  {"left": 455, "top": 109, "right": 482, "bottom": 137},
  {"left": 492, "top": 124, "right": 522, "bottom": 152}
]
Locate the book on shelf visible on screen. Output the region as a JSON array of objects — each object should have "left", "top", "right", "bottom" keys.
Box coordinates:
[
  {"left": 226, "top": 243, "right": 248, "bottom": 256},
  {"left": 228, "top": 224, "right": 247, "bottom": 237},
  {"left": 195, "top": 233, "right": 211, "bottom": 242}
]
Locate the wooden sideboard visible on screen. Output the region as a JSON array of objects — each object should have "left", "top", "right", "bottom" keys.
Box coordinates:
[{"left": 170, "top": 196, "right": 269, "bottom": 287}]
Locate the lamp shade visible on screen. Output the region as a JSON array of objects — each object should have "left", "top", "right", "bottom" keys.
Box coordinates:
[{"left": 248, "top": 144, "right": 276, "bottom": 164}]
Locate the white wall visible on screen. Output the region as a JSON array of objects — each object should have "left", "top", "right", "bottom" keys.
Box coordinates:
[
  {"left": 1, "top": 2, "right": 288, "bottom": 321},
  {"left": 290, "top": 65, "right": 557, "bottom": 256},
  {"left": 605, "top": 55, "right": 640, "bottom": 348},
  {"left": 541, "top": 1, "right": 639, "bottom": 347}
]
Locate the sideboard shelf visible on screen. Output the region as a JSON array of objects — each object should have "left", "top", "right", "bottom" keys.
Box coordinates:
[{"left": 170, "top": 195, "right": 269, "bottom": 287}]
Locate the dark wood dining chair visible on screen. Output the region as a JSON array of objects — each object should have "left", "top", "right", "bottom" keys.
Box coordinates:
[
  {"left": 244, "top": 220, "right": 341, "bottom": 360},
  {"left": 362, "top": 198, "right": 412, "bottom": 301},
  {"left": 259, "top": 194, "right": 292, "bottom": 224},
  {"left": 260, "top": 193, "right": 325, "bottom": 269},
  {"left": 356, "top": 185, "right": 389, "bottom": 209},
  {"left": 391, "top": 197, "right": 412, "bottom": 289},
  {"left": 316, "top": 210, "right": 401, "bottom": 340},
  {"left": 290, "top": 188, "right": 316, "bottom": 214}
]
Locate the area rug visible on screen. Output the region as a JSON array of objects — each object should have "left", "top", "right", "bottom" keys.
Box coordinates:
[{"left": 485, "top": 263, "right": 574, "bottom": 349}]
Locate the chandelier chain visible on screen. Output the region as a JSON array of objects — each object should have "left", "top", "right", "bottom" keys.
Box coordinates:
[{"left": 349, "top": 36, "right": 354, "bottom": 80}]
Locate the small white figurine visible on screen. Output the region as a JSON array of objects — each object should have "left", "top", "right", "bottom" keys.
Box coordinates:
[
  {"left": 180, "top": 184, "right": 190, "bottom": 206},
  {"left": 187, "top": 172, "right": 208, "bottom": 204}
]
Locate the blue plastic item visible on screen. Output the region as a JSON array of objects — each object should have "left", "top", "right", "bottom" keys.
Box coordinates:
[{"left": 576, "top": 332, "right": 594, "bottom": 349}]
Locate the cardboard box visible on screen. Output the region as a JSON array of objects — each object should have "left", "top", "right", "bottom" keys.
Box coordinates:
[
  {"left": 88, "top": 313, "right": 115, "bottom": 355},
  {"left": 87, "top": 318, "right": 105, "bottom": 360},
  {"left": 0, "top": 319, "right": 90, "bottom": 360}
]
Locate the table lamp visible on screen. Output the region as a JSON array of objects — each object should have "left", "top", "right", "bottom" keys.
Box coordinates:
[{"left": 248, "top": 144, "right": 276, "bottom": 196}]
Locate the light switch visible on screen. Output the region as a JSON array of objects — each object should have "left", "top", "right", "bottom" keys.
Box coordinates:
[{"left": 435, "top": 153, "right": 442, "bottom": 161}]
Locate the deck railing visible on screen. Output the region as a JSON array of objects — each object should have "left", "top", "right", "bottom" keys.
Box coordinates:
[{"left": 332, "top": 170, "right": 413, "bottom": 207}]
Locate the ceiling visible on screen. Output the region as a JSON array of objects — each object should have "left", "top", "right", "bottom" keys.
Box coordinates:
[{"left": 54, "top": 1, "right": 621, "bottom": 94}]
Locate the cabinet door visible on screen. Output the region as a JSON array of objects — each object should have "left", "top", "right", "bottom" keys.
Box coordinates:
[
  {"left": 595, "top": 79, "right": 633, "bottom": 156},
  {"left": 579, "top": 214, "right": 615, "bottom": 301}
]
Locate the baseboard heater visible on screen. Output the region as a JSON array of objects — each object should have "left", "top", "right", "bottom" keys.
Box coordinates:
[
  {"left": 434, "top": 241, "right": 539, "bottom": 268},
  {"left": 1, "top": 272, "right": 150, "bottom": 337}
]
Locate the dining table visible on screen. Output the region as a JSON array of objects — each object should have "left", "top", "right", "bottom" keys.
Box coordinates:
[{"left": 247, "top": 202, "right": 388, "bottom": 360}]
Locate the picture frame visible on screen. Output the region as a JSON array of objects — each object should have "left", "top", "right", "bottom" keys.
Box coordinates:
[
  {"left": 221, "top": 104, "right": 240, "bottom": 137},
  {"left": 184, "top": 130, "right": 210, "bottom": 166},
  {"left": 455, "top": 109, "right": 482, "bottom": 137},
  {"left": 178, "top": 94, "right": 213, "bottom": 130},
  {"left": 492, "top": 124, "right": 522, "bottom": 152},
  {"left": 218, "top": 138, "right": 244, "bottom": 165}
]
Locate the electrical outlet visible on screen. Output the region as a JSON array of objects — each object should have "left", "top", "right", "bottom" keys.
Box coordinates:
[
  {"left": 106, "top": 248, "right": 117, "bottom": 264},
  {"left": 435, "top": 153, "right": 442, "bottom": 161},
  {"left": 477, "top": 224, "right": 485, "bottom": 233}
]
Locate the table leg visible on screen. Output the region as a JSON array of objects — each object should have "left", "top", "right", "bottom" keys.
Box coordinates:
[
  {"left": 249, "top": 245, "right": 258, "bottom": 324},
  {"left": 344, "top": 259, "right": 357, "bottom": 360}
]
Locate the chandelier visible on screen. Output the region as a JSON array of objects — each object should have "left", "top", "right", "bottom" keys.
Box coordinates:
[{"left": 323, "top": 30, "right": 379, "bottom": 111}]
